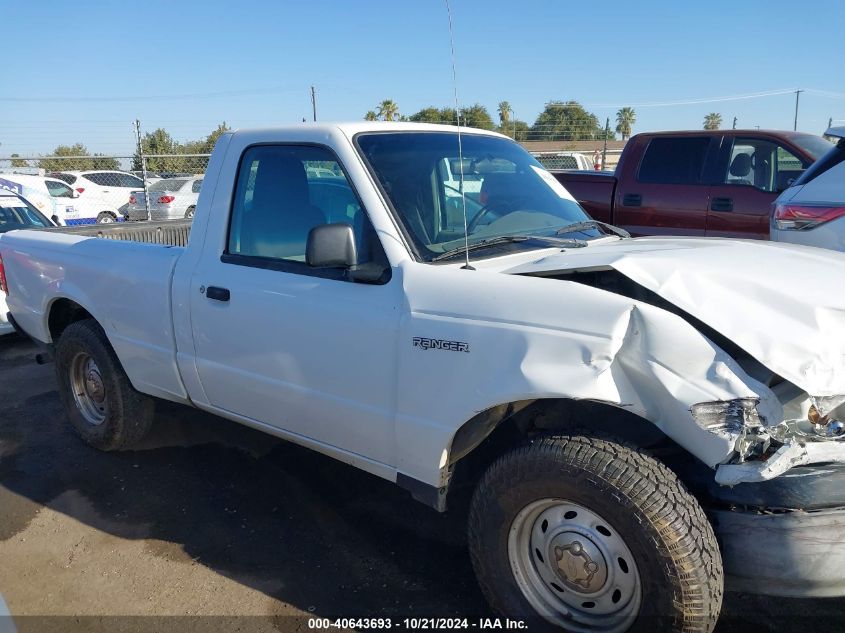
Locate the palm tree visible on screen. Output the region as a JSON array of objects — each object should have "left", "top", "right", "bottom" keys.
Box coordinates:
[
  {"left": 498, "top": 101, "right": 512, "bottom": 126},
  {"left": 364, "top": 111, "right": 378, "bottom": 121},
  {"left": 615, "top": 107, "right": 636, "bottom": 140},
  {"left": 703, "top": 113, "right": 723, "bottom": 130},
  {"left": 377, "top": 100, "right": 399, "bottom": 121}
]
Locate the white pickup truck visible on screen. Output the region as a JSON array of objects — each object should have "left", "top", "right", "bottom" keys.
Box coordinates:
[{"left": 2, "top": 123, "right": 845, "bottom": 633}]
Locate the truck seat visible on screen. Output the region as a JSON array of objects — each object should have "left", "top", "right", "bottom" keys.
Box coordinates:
[{"left": 244, "top": 155, "right": 326, "bottom": 259}]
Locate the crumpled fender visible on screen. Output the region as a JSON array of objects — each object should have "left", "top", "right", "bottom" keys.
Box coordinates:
[{"left": 394, "top": 262, "right": 780, "bottom": 486}]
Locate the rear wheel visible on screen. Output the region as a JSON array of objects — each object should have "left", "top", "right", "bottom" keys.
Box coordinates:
[
  {"left": 184, "top": 206, "right": 196, "bottom": 219},
  {"left": 55, "top": 319, "right": 154, "bottom": 450},
  {"left": 96, "top": 212, "right": 117, "bottom": 224},
  {"left": 468, "top": 434, "right": 723, "bottom": 632}
]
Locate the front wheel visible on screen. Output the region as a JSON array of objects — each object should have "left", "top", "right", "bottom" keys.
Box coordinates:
[
  {"left": 468, "top": 435, "right": 723, "bottom": 633},
  {"left": 96, "top": 212, "right": 117, "bottom": 224}
]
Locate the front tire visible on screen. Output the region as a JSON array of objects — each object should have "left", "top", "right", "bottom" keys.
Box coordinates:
[
  {"left": 55, "top": 319, "right": 154, "bottom": 450},
  {"left": 468, "top": 435, "right": 722, "bottom": 633},
  {"left": 96, "top": 212, "right": 117, "bottom": 224}
]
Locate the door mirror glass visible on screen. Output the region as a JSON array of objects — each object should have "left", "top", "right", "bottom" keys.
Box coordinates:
[{"left": 306, "top": 223, "right": 357, "bottom": 268}]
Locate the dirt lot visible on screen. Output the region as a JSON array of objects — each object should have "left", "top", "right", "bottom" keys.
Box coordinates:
[{"left": 1, "top": 334, "right": 843, "bottom": 632}]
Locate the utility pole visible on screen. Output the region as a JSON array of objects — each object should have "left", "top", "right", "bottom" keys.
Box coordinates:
[
  {"left": 793, "top": 89, "right": 804, "bottom": 131},
  {"left": 601, "top": 117, "right": 609, "bottom": 171},
  {"left": 310, "top": 86, "right": 317, "bottom": 122},
  {"left": 133, "top": 119, "right": 151, "bottom": 221},
  {"left": 732, "top": 116, "right": 737, "bottom": 130},
  {"left": 829, "top": 117, "right": 834, "bottom": 131}
]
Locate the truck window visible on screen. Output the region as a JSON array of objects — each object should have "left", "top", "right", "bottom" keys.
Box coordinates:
[
  {"left": 723, "top": 138, "right": 805, "bottom": 192},
  {"left": 637, "top": 137, "right": 710, "bottom": 185},
  {"left": 226, "top": 145, "right": 380, "bottom": 271}
]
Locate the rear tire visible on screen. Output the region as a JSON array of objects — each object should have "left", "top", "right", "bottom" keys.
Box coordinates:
[
  {"left": 55, "top": 319, "right": 154, "bottom": 450},
  {"left": 468, "top": 434, "right": 722, "bottom": 633},
  {"left": 184, "top": 206, "right": 195, "bottom": 219},
  {"left": 96, "top": 212, "right": 117, "bottom": 224}
]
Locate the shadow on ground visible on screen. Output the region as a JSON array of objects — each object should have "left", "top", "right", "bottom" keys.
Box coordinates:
[{"left": 0, "top": 335, "right": 842, "bottom": 631}]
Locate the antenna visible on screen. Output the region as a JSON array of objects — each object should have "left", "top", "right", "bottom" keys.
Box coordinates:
[{"left": 444, "top": 0, "right": 474, "bottom": 271}]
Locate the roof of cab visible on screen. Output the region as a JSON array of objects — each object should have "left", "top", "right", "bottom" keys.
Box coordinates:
[{"left": 230, "top": 121, "right": 508, "bottom": 139}]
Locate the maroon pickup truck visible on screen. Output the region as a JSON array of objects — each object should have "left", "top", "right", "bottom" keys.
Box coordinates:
[{"left": 553, "top": 130, "right": 832, "bottom": 239}]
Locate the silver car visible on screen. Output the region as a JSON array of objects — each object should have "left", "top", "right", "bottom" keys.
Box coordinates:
[
  {"left": 125, "top": 176, "right": 202, "bottom": 221},
  {"left": 771, "top": 126, "right": 845, "bottom": 252}
]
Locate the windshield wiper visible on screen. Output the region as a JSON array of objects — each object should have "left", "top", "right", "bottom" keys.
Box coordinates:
[
  {"left": 555, "top": 219, "right": 630, "bottom": 239},
  {"left": 431, "top": 235, "right": 585, "bottom": 263}
]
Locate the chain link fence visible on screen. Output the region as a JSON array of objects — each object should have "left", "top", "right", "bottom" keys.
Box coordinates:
[{"left": 0, "top": 154, "right": 210, "bottom": 225}]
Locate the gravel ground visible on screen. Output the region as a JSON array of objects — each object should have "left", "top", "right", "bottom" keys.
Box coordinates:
[{"left": 0, "top": 334, "right": 842, "bottom": 632}]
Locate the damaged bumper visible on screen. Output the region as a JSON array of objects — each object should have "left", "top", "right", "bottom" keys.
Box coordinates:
[
  {"left": 716, "top": 439, "right": 845, "bottom": 485},
  {"left": 713, "top": 505, "right": 845, "bottom": 597}
]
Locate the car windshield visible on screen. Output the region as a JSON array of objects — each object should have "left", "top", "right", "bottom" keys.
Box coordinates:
[
  {"left": 0, "top": 196, "right": 52, "bottom": 232},
  {"left": 792, "top": 134, "right": 834, "bottom": 160},
  {"left": 356, "top": 131, "right": 594, "bottom": 261}
]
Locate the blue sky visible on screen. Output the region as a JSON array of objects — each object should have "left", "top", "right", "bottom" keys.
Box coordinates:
[{"left": 2, "top": 0, "right": 844, "bottom": 156}]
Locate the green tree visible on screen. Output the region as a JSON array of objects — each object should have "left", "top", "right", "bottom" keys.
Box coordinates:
[
  {"left": 703, "top": 112, "right": 723, "bottom": 130},
  {"left": 459, "top": 104, "right": 495, "bottom": 130},
  {"left": 408, "top": 106, "right": 449, "bottom": 124},
  {"left": 498, "top": 101, "right": 512, "bottom": 126},
  {"left": 615, "top": 107, "right": 636, "bottom": 140},
  {"left": 10, "top": 154, "right": 28, "bottom": 168},
  {"left": 364, "top": 110, "right": 378, "bottom": 121},
  {"left": 377, "top": 99, "right": 399, "bottom": 121},
  {"left": 38, "top": 143, "right": 119, "bottom": 171},
  {"left": 530, "top": 101, "right": 604, "bottom": 141},
  {"left": 132, "top": 128, "right": 182, "bottom": 172}
]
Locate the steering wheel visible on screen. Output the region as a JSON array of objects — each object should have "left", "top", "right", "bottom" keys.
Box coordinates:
[{"left": 466, "top": 200, "right": 517, "bottom": 233}]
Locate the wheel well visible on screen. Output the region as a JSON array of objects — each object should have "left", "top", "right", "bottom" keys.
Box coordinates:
[
  {"left": 48, "top": 299, "right": 93, "bottom": 342},
  {"left": 446, "top": 399, "right": 685, "bottom": 507}
]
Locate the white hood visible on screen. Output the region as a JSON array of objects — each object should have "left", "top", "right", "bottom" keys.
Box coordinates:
[{"left": 505, "top": 237, "right": 845, "bottom": 396}]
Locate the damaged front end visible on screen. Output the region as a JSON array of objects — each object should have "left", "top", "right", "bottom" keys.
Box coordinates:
[{"left": 700, "top": 393, "right": 845, "bottom": 485}]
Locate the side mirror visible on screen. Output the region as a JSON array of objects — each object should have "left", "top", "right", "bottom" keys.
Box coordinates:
[{"left": 306, "top": 223, "right": 357, "bottom": 268}]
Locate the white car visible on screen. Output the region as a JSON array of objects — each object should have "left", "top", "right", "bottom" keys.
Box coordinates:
[
  {"left": 0, "top": 173, "right": 77, "bottom": 225},
  {"left": 52, "top": 170, "right": 146, "bottom": 224},
  {"left": 0, "top": 190, "right": 54, "bottom": 335},
  {"left": 772, "top": 126, "right": 845, "bottom": 251}
]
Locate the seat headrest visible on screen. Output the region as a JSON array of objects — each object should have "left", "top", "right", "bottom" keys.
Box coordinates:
[
  {"left": 729, "top": 153, "right": 753, "bottom": 178},
  {"left": 252, "top": 154, "right": 309, "bottom": 211}
]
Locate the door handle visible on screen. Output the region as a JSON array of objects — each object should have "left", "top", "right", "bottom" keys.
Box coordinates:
[
  {"left": 710, "top": 197, "right": 734, "bottom": 212},
  {"left": 205, "top": 286, "right": 230, "bottom": 302},
  {"left": 622, "top": 193, "right": 642, "bottom": 207}
]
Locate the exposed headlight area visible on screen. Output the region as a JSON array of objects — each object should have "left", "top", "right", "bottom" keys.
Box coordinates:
[{"left": 698, "top": 393, "right": 845, "bottom": 485}]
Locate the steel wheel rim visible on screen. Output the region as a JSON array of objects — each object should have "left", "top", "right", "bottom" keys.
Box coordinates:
[
  {"left": 508, "top": 498, "right": 642, "bottom": 632},
  {"left": 99, "top": 215, "right": 114, "bottom": 223},
  {"left": 69, "top": 352, "right": 107, "bottom": 426}
]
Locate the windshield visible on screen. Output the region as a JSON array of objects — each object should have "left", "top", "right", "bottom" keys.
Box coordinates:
[
  {"left": 356, "top": 132, "right": 593, "bottom": 261},
  {"left": 792, "top": 134, "right": 834, "bottom": 160},
  {"left": 0, "top": 195, "right": 52, "bottom": 232}
]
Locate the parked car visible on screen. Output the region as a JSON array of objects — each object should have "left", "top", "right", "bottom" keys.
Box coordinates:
[
  {"left": 553, "top": 129, "right": 832, "bottom": 239},
  {"left": 771, "top": 126, "right": 845, "bottom": 251},
  {"left": 52, "top": 170, "right": 146, "bottom": 223},
  {"left": 126, "top": 176, "right": 203, "bottom": 221},
  {"left": 0, "top": 173, "right": 78, "bottom": 225},
  {"left": 0, "top": 190, "right": 54, "bottom": 335},
  {"left": 4, "top": 123, "right": 845, "bottom": 631}
]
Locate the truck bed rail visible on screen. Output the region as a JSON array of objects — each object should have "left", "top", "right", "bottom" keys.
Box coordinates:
[{"left": 45, "top": 220, "right": 192, "bottom": 247}]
